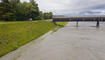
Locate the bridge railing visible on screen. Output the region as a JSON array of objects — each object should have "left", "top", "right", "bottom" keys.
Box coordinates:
[{"left": 52, "top": 17, "right": 105, "bottom": 27}]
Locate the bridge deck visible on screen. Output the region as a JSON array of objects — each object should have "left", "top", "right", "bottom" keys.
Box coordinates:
[
  {"left": 53, "top": 17, "right": 105, "bottom": 22},
  {"left": 52, "top": 16, "right": 105, "bottom": 27}
]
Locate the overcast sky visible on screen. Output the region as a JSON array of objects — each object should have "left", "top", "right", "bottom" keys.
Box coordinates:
[{"left": 22, "top": 0, "right": 105, "bottom": 15}]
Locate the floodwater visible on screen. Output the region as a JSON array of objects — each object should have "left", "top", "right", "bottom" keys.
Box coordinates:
[{"left": 0, "top": 22, "right": 105, "bottom": 60}]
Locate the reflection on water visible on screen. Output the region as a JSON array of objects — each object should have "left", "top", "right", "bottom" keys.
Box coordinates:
[{"left": 64, "top": 22, "right": 105, "bottom": 30}]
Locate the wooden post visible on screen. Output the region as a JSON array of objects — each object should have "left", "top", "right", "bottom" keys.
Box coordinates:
[
  {"left": 76, "top": 21, "right": 78, "bottom": 27},
  {"left": 96, "top": 19, "right": 99, "bottom": 27}
]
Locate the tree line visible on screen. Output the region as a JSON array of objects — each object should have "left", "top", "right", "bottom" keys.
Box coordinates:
[{"left": 0, "top": 0, "right": 53, "bottom": 21}]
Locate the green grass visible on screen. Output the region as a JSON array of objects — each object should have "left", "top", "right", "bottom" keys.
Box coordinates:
[
  {"left": 57, "top": 22, "right": 68, "bottom": 26},
  {"left": 51, "top": 22, "right": 68, "bottom": 33},
  {"left": 0, "top": 20, "right": 56, "bottom": 57}
]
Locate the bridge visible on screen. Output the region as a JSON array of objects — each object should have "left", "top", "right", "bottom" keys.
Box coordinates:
[{"left": 52, "top": 16, "right": 105, "bottom": 27}]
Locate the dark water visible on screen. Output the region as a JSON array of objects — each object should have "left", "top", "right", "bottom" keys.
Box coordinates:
[{"left": 65, "top": 22, "right": 105, "bottom": 30}]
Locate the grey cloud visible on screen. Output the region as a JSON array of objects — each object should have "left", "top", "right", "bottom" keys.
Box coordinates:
[{"left": 23, "top": 0, "right": 105, "bottom": 15}]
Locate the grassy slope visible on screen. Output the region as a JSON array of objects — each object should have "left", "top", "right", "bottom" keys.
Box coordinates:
[
  {"left": 0, "top": 21, "right": 56, "bottom": 57},
  {"left": 52, "top": 22, "right": 68, "bottom": 33},
  {"left": 57, "top": 22, "right": 68, "bottom": 26}
]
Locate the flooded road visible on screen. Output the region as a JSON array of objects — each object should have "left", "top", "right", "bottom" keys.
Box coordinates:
[{"left": 1, "top": 22, "right": 105, "bottom": 60}]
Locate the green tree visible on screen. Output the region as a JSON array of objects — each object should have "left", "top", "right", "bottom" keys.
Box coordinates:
[
  {"left": 39, "top": 11, "right": 44, "bottom": 20},
  {"left": 0, "top": 0, "right": 53, "bottom": 21},
  {"left": 15, "top": 2, "right": 33, "bottom": 20},
  {"left": 30, "top": 0, "right": 40, "bottom": 20},
  {"left": 10, "top": 0, "right": 21, "bottom": 20},
  {"left": 0, "top": 0, "right": 14, "bottom": 21},
  {"left": 43, "top": 12, "right": 53, "bottom": 19}
]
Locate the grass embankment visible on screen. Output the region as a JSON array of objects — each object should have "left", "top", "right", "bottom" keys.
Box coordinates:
[
  {"left": 0, "top": 20, "right": 56, "bottom": 57},
  {"left": 57, "top": 22, "right": 68, "bottom": 27},
  {"left": 52, "top": 22, "right": 68, "bottom": 33}
]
